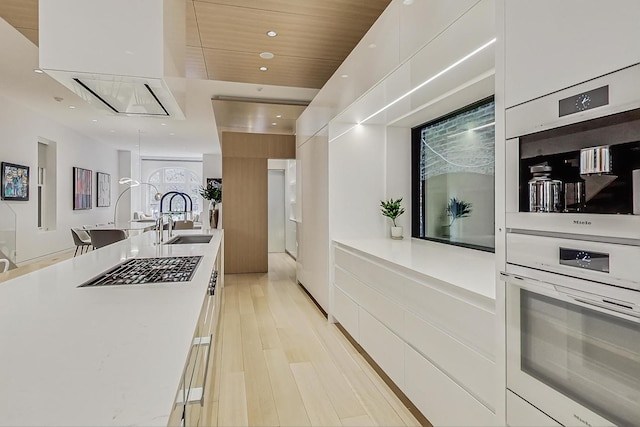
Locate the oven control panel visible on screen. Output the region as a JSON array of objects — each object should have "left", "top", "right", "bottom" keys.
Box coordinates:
[{"left": 559, "top": 247, "right": 609, "bottom": 273}]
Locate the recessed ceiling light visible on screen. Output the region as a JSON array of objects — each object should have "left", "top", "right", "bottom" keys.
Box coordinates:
[
  {"left": 259, "top": 66, "right": 268, "bottom": 71},
  {"left": 266, "top": 30, "right": 277, "bottom": 37},
  {"left": 272, "top": 122, "right": 277, "bottom": 126},
  {"left": 276, "top": 114, "right": 282, "bottom": 118},
  {"left": 69, "top": 105, "right": 76, "bottom": 109},
  {"left": 161, "top": 123, "right": 167, "bottom": 126},
  {"left": 368, "top": 43, "right": 377, "bottom": 49},
  {"left": 341, "top": 74, "right": 349, "bottom": 78},
  {"left": 92, "top": 119, "right": 98, "bottom": 122},
  {"left": 402, "top": 0, "right": 414, "bottom": 4},
  {"left": 260, "top": 52, "right": 274, "bottom": 59},
  {"left": 33, "top": 68, "right": 44, "bottom": 74},
  {"left": 169, "top": 132, "right": 175, "bottom": 136}
]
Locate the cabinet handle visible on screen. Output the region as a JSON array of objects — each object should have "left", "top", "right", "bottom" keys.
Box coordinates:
[{"left": 185, "top": 334, "right": 212, "bottom": 406}]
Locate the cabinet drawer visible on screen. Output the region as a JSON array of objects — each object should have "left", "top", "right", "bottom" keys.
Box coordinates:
[
  {"left": 334, "top": 247, "right": 404, "bottom": 304},
  {"left": 403, "top": 279, "right": 495, "bottom": 360},
  {"left": 333, "top": 286, "right": 359, "bottom": 340},
  {"left": 404, "top": 311, "right": 496, "bottom": 410},
  {"left": 404, "top": 345, "right": 495, "bottom": 426},
  {"left": 507, "top": 391, "right": 561, "bottom": 427},
  {"left": 335, "top": 267, "right": 404, "bottom": 338},
  {"left": 359, "top": 308, "right": 404, "bottom": 388}
]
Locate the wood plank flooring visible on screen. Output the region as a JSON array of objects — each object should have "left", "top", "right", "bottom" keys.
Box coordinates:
[
  {"left": 0, "top": 248, "right": 75, "bottom": 283},
  {"left": 204, "top": 253, "right": 426, "bottom": 426}
]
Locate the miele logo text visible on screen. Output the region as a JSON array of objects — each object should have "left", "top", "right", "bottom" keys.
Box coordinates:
[
  {"left": 574, "top": 414, "right": 592, "bottom": 427},
  {"left": 573, "top": 220, "right": 592, "bottom": 225}
]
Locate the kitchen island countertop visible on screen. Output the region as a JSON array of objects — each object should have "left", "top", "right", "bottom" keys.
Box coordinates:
[{"left": 0, "top": 229, "right": 223, "bottom": 426}]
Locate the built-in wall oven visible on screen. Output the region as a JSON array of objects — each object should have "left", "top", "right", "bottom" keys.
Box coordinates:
[{"left": 503, "top": 63, "right": 640, "bottom": 426}]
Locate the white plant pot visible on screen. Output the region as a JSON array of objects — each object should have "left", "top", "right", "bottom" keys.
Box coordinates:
[{"left": 390, "top": 226, "right": 403, "bottom": 240}]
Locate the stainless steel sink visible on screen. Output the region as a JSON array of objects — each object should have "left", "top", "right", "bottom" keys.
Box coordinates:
[{"left": 164, "top": 235, "right": 213, "bottom": 245}]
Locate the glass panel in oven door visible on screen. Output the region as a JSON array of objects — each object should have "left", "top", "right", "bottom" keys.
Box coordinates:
[{"left": 520, "top": 290, "right": 640, "bottom": 426}]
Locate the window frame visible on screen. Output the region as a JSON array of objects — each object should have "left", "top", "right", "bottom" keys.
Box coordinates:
[{"left": 411, "top": 95, "right": 495, "bottom": 253}]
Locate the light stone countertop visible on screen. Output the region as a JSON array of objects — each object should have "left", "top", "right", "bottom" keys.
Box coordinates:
[
  {"left": 0, "top": 229, "right": 223, "bottom": 427},
  {"left": 334, "top": 237, "right": 496, "bottom": 301}
]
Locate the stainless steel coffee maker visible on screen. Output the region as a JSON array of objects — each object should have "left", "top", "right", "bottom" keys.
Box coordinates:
[{"left": 528, "top": 164, "right": 563, "bottom": 212}]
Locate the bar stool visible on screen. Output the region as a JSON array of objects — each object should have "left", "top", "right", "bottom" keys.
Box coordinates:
[
  {"left": 71, "top": 228, "right": 92, "bottom": 256},
  {"left": 89, "top": 229, "right": 127, "bottom": 249}
]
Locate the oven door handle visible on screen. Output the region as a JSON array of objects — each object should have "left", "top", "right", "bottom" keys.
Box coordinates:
[
  {"left": 500, "top": 271, "right": 556, "bottom": 292},
  {"left": 558, "top": 291, "right": 640, "bottom": 320},
  {"left": 501, "top": 271, "right": 640, "bottom": 321}
]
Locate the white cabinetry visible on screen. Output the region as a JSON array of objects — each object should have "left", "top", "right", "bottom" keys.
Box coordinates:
[
  {"left": 169, "top": 245, "right": 224, "bottom": 427},
  {"left": 506, "top": 391, "right": 562, "bottom": 427},
  {"left": 504, "top": 0, "right": 640, "bottom": 108},
  {"left": 332, "top": 243, "right": 497, "bottom": 425}
]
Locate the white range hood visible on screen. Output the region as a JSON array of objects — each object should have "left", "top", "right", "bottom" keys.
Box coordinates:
[{"left": 39, "top": 0, "right": 186, "bottom": 119}]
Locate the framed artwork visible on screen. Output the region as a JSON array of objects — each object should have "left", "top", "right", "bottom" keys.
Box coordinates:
[
  {"left": 1, "top": 162, "right": 30, "bottom": 201},
  {"left": 97, "top": 172, "right": 111, "bottom": 207},
  {"left": 73, "top": 167, "right": 92, "bottom": 210}
]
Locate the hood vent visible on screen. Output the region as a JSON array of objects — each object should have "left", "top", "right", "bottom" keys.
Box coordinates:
[
  {"left": 72, "top": 78, "right": 169, "bottom": 117},
  {"left": 39, "top": 0, "right": 186, "bottom": 119}
]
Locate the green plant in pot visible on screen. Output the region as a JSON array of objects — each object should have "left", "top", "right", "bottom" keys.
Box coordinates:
[
  {"left": 380, "top": 197, "right": 405, "bottom": 239},
  {"left": 199, "top": 183, "right": 222, "bottom": 209},
  {"left": 446, "top": 197, "right": 472, "bottom": 225}
]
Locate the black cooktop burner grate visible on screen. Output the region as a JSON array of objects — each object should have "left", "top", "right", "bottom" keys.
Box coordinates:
[{"left": 79, "top": 256, "right": 203, "bottom": 287}]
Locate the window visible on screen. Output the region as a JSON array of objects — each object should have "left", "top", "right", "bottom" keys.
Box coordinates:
[
  {"left": 411, "top": 97, "right": 495, "bottom": 252},
  {"left": 145, "top": 167, "right": 202, "bottom": 218}
]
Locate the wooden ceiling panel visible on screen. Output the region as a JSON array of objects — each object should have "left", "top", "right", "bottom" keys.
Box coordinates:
[
  {"left": 0, "top": 0, "right": 38, "bottom": 30},
  {"left": 195, "top": 0, "right": 391, "bottom": 21},
  {"left": 185, "top": 46, "right": 208, "bottom": 79},
  {"left": 212, "top": 99, "right": 305, "bottom": 134},
  {"left": 194, "top": 2, "right": 376, "bottom": 62},
  {"left": 186, "top": 0, "right": 201, "bottom": 47},
  {"left": 18, "top": 29, "right": 39, "bottom": 46},
  {"left": 203, "top": 48, "right": 340, "bottom": 88}
]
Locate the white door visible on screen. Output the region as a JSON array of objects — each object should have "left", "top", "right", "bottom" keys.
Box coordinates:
[{"left": 268, "top": 170, "right": 286, "bottom": 253}]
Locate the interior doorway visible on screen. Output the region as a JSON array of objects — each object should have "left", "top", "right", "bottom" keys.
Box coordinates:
[{"left": 268, "top": 169, "right": 286, "bottom": 253}]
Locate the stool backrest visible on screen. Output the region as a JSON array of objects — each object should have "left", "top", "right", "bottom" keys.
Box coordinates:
[{"left": 89, "top": 229, "right": 127, "bottom": 249}]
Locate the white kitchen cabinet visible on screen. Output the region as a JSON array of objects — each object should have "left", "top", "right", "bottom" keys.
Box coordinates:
[
  {"left": 334, "top": 266, "right": 404, "bottom": 338},
  {"left": 358, "top": 308, "right": 405, "bottom": 388},
  {"left": 332, "top": 241, "right": 498, "bottom": 425},
  {"left": 404, "top": 345, "right": 496, "bottom": 427},
  {"left": 504, "top": 0, "right": 640, "bottom": 108},
  {"left": 404, "top": 311, "right": 496, "bottom": 411},
  {"left": 332, "top": 286, "right": 359, "bottom": 341},
  {"left": 506, "top": 391, "right": 562, "bottom": 427},
  {"left": 169, "top": 245, "right": 224, "bottom": 427}
]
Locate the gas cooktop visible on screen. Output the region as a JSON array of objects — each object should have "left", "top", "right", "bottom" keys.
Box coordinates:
[{"left": 79, "top": 256, "right": 203, "bottom": 287}]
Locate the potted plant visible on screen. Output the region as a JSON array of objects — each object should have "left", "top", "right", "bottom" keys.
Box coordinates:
[
  {"left": 446, "top": 197, "right": 472, "bottom": 239},
  {"left": 380, "top": 197, "right": 405, "bottom": 239},
  {"left": 199, "top": 182, "right": 222, "bottom": 209},
  {"left": 446, "top": 197, "right": 472, "bottom": 224}
]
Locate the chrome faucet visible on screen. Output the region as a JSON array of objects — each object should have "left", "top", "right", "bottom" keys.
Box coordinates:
[
  {"left": 166, "top": 214, "right": 174, "bottom": 239},
  {"left": 155, "top": 213, "right": 175, "bottom": 244}
]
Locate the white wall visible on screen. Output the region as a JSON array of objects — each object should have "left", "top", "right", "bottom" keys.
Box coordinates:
[
  {"left": 0, "top": 94, "right": 119, "bottom": 263},
  {"left": 202, "top": 153, "right": 222, "bottom": 186}
]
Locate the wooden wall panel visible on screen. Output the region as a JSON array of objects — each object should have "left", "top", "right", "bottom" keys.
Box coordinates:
[
  {"left": 222, "top": 132, "right": 294, "bottom": 159},
  {"left": 222, "top": 157, "right": 268, "bottom": 273},
  {"left": 268, "top": 137, "right": 296, "bottom": 159},
  {"left": 221, "top": 132, "right": 295, "bottom": 273}
]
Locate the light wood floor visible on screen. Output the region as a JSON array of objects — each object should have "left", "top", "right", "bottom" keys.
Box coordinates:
[
  {"left": 204, "top": 253, "right": 427, "bottom": 427},
  {"left": 0, "top": 248, "right": 75, "bottom": 283}
]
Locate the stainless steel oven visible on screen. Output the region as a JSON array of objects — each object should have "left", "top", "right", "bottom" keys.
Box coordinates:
[{"left": 504, "top": 63, "right": 640, "bottom": 426}]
